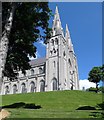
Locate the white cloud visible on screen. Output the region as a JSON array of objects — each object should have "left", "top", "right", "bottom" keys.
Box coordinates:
[
  {"left": 39, "top": 41, "right": 46, "bottom": 47},
  {"left": 28, "top": 51, "right": 41, "bottom": 60},
  {"left": 79, "top": 79, "right": 96, "bottom": 90},
  {"left": 28, "top": 55, "right": 35, "bottom": 60},
  {"left": 35, "top": 51, "right": 41, "bottom": 58}
]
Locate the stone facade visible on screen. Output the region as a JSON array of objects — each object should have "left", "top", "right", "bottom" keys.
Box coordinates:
[{"left": 1, "top": 6, "right": 79, "bottom": 95}]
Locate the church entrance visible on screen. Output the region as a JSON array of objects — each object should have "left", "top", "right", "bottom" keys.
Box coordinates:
[
  {"left": 30, "top": 81, "right": 35, "bottom": 92},
  {"left": 21, "top": 83, "right": 27, "bottom": 93},
  {"left": 52, "top": 78, "right": 57, "bottom": 91},
  {"left": 13, "top": 84, "right": 17, "bottom": 94},
  {"left": 5, "top": 86, "right": 9, "bottom": 94},
  {"left": 40, "top": 80, "right": 45, "bottom": 92}
]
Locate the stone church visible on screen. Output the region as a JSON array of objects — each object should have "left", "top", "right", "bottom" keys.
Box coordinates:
[{"left": 1, "top": 6, "right": 79, "bottom": 95}]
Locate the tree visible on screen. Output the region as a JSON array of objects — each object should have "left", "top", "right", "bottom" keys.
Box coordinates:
[
  {"left": 100, "top": 64, "right": 104, "bottom": 81},
  {"left": 99, "top": 86, "right": 104, "bottom": 93},
  {"left": 88, "top": 66, "right": 102, "bottom": 93},
  {"left": 1, "top": 2, "right": 51, "bottom": 81},
  {"left": 0, "top": 2, "right": 17, "bottom": 93}
]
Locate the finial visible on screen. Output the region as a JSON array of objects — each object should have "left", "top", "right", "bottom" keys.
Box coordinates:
[
  {"left": 55, "top": 6, "right": 59, "bottom": 14},
  {"left": 65, "top": 24, "right": 70, "bottom": 39},
  {"left": 66, "top": 24, "right": 68, "bottom": 32}
]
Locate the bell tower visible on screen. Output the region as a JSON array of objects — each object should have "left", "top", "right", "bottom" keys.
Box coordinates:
[
  {"left": 45, "top": 6, "right": 79, "bottom": 91},
  {"left": 45, "top": 6, "right": 65, "bottom": 91},
  {"left": 65, "top": 24, "right": 79, "bottom": 90}
]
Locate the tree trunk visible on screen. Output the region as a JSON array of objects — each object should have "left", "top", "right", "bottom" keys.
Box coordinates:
[
  {"left": 0, "top": 3, "right": 16, "bottom": 94},
  {"left": 96, "top": 83, "right": 99, "bottom": 93}
]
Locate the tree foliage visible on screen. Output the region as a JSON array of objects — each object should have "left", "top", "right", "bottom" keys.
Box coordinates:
[
  {"left": 86, "top": 87, "right": 97, "bottom": 92},
  {"left": 88, "top": 67, "right": 101, "bottom": 84},
  {"left": 2, "top": 2, "right": 51, "bottom": 80},
  {"left": 100, "top": 64, "right": 104, "bottom": 81},
  {"left": 88, "top": 65, "right": 104, "bottom": 92}
]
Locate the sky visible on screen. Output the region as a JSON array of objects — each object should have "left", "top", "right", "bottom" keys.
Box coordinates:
[
  {"left": 32, "top": 2, "right": 102, "bottom": 88},
  {"left": 79, "top": 79, "right": 96, "bottom": 90}
]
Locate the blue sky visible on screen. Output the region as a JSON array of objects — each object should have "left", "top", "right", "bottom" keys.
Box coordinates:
[{"left": 34, "top": 2, "right": 102, "bottom": 81}]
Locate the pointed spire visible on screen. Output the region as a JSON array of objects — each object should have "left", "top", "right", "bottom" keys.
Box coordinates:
[
  {"left": 65, "top": 24, "right": 74, "bottom": 53},
  {"left": 65, "top": 24, "right": 71, "bottom": 44},
  {"left": 65, "top": 24, "right": 71, "bottom": 40},
  {"left": 54, "top": 6, "right": 60, "bottom": 24},
  {"left": 52, "top": 6, "right": 64, "bottom": 36},
  {"left": 55, "top": 6, "right": 59, "bottom": 14}
]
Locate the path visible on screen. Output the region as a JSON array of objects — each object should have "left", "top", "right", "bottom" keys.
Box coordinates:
[{"left": 0, "top": 109, "right": 10, "bottom": 120}]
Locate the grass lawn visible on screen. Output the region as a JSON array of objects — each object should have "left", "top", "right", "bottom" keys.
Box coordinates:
[{"left": 0, "top": 90, "right": 103, "bottom": 119}]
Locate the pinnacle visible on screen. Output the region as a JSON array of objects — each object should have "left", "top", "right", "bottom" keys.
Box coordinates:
[
  {"left": 55, "top": 6, "right": 59, "bottom": 14},
  {"left": 65, "top": 24, "right": 70, "bottom": 39},
  {"left": 55, "top": 6, "right": 60, "bottom": 21},
  {"left": 66, "top": 24, "right": 69, "bottom": 32},
  {"left": 65, "top": 24, "right": 74, "bottom": 53},
  {"left": 52, "top": 6, "right": 64, "bottom": 36}
]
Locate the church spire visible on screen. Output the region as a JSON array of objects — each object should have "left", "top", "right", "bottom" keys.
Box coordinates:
[
  {"left": 65, "top": 24, "right": 74, "bottom": 53},
  {"left": 55, "top": 6, "right": 59, "bottom": 15},
  {"left": 65, "top": 24, "right": 71, "bottom": 41},
  {"left": 52, "top": 6, "right": 64, "bottom": 36}
]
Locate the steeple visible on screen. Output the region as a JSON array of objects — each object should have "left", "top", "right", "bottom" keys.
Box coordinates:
[
  {"left": 52, "top": 6, "right": 64, "bottom": 36},
  {"left": 65, "top": 24, "right": 71, "bottom": 42},
  {"left": 65, "top": 24, "right": 74, "bottom": 53}
]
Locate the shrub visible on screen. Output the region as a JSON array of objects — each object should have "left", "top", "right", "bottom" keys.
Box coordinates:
[{"left": 86, "top": 87, "right": 97, "bottom": 92}]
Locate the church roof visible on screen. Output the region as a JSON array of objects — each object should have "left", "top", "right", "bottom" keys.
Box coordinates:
[{"left": 29, "top": 57, "right": 46, "bottom": 67}]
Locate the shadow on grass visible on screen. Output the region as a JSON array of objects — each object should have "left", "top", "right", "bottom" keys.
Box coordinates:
[
  {"left": 89, "top": 102, "right": 104, "bottom": 118},
  {"left": 1, "top": 102, "right": 42, "bottom": 109},
  {"left": 89, "top": 111, "right": 104, "bottom": 118},
  {"left": 76, "top": 102, "right": 104, "bottom": 118},
  {"left": 76, "top": 106, "right": 96, "bottom": 110},
  {"left": 97, "top": 102, "right": 104, "bottom": 110}
]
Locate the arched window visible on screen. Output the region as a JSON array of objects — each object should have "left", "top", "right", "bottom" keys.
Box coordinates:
[
  {"left": 30, "top": 81, "right": 35, "bottom": 92},
  {"left": 53, "top": 48, "right": 56, "bottom": 53},
  {"left": 50, "top": 50, "right": 52, "bottom": 55},
  {"left": 71, "top": 84, "right": 73, "bottom": 90},
  {"left": 43, "top": 65, "right": 45, "bottom": 73},
  {"left": 52, "top": 78, "right": 57, "bottom": 91},
  {"left": 40, "top": 80, "right": 45, "bottom": 92},
  {"left": 55, "top": 38, "right": 58, "bottom": 45},
  {"left": 21, "top": 83, "right": 27, "bottom": 93},
  {"left": 39, "top": 67, "right": 43, "bottom": 74},
  {"left": 57, "top": 49, "right": 59, "bottom": 55},
  {"left": 13, "top": 84, "right": 17, "bottom": 94},
  {"left": 5, "top": 86, "right": 9, "bottom": 94},
  {"left": 75, "top": 65, "right": 77, "bottom": 70},
  {"left": 51, "top": 39, "right": 54, "bottom": 46},
  {"left": 68, "top": 58, "right": 72, "bottom": 67},
  {"left": 53, "top": 61, "right": 55, "bottom": 68},
  {"left": 31, "top": 69, "right": 34, "bottom": 76},
  {"left": 63, "top": 51, "right": 66, "bottom": 57}
]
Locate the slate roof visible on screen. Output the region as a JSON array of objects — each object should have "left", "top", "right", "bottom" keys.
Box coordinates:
[{"left": 29, "top": 57, "right": 46, "bottom": 67}]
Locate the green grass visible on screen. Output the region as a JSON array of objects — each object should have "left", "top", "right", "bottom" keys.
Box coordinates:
[{"left": 1, "top": 90, "right": 103, "bottom": 119}]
